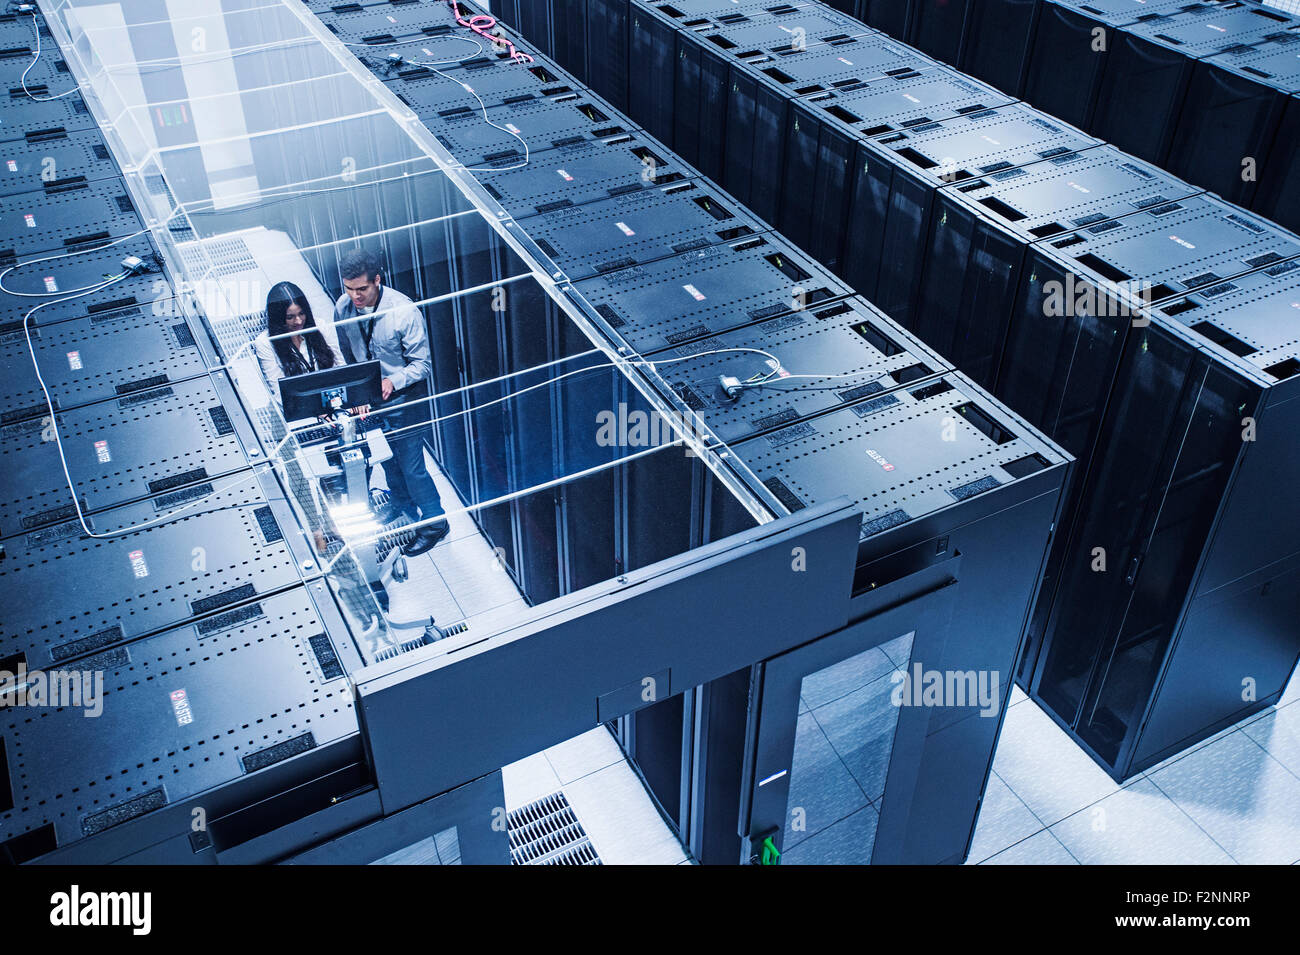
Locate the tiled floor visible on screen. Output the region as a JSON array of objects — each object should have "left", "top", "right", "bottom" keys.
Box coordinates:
[{"left": 968, "top": 677, "right": 1300, "bottom": 864}]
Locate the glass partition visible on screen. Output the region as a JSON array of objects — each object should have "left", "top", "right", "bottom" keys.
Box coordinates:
[{"left": 40, "top": 0, "right": 774, "bottom": 667}]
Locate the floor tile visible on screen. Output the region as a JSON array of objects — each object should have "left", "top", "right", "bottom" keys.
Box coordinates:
[
  {"left": 785, "top": 711, "right": 871, "bottom": 849},
  {"left": 1241, "top": 705, "right": 1300, "bottom": 779},
  {"left": 800, "top": 645, "right": 896, "bottom": 710},
  {"left": 545, "top": 726, "right": 624, "bottom": 785},
  {"left": 433, "top": 535, "right": 526, "bottom": 618},
  {"left": 878, "top": 631, "right": 915, "bottom": 669},
  {"left": 813, "top": 671, "right": 904, "bottom": 803},
  {"left": 501, "top": 751, "right": 562, "bottom": 810},
  {"left": 1148, "top": 731, "right": 1300, "bottom": 864},
  {"left": 966, "top": 772, "right": 1044, "bottom": 864},
  {"left": 1010, "top": 684, "right": 1028, "bottom": 707},
  {"left": 980, "top": 829, "right": 1078, "bottom": 865},
  {"left": 563, "top": 761, "right": 686, "bottom": 865},
  {"left": 1050, "top": 778, "right": 1235, "bottom": 865},
  {"left": 781, "top": 805, "right": 880, "bottom": 866},
  {"left": 992, "top": 700, "right": 1123, "bottom": 826}
]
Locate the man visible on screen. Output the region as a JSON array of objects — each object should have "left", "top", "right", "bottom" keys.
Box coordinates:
[{"left": 333, "top": 248, "right": 450, "bottom": 557}]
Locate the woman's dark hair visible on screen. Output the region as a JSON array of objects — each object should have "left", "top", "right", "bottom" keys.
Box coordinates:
[{"left": 266, "top": 281, "right": 336, "bottom": 376}]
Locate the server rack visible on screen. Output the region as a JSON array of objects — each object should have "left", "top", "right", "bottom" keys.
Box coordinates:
[
  {"left": 0, "top": 70, "right": 93, "bottom": 143},
  {"left": 0, "top": 372, "right": 260, "bottom": 539},
  {"left": 1, "top": 302, "right": 206, "bottom": 420},
  {"left": 724, "top": 369, "right": 1069, "bottom": 862},
  {"left": 470, "top": 128, "right": 691, "bottom": 219},
  {"left": 518, "top": 178, "right": 763, "bottom": 280},
  {"left": 418, "top": 90, "right": 634, "bottom": 168},
  {"left": 723, "top": 32, "right": 932, "bottom": 222},
  {"left": 1020, "top": 0, "right": 1192, "bottom": 130},
  {"left": 1172, "top": 33, "right": 1300, "bottom": 212},
  {"left": 1254, "top": 90, "right": 1300, "bottom": 234},
  {"left": 572, "top": 232, "right": 853, "bottom": 355},
  {"left": 0, "top": 125, "right": 119, "bottom": 197},
  {"left": 1026, "top": 271, "right": 1300, "bottom": 779},
  {"left": 313, "top": 0, "right": 465, "bottom": 39},
  {"left": 956, "top": 0, "right": 1041, "bottom": 96},
  {"left": 380, "top": 57, "right": 583, "bottom": 114},
  {"left": 0, "top": 233, "right": 164, "bottom": 328},
  {"left": 915, "top": 145, "right": 1203, "bottom": 389},
  {"left": 649, "top": 294, "right": 950, "bottom": 445},
  {"left": 907, "top": 0, "right": 972, "bottom": 65},
  {"left": 1091, "top": 2, "right": 1299, "bottom": 167},
  {"left": 0, "top": 176, "right": 140, "bottom": 260},
  {"left": 774, "top": 77, "right": 1029, "bottom": 310}
]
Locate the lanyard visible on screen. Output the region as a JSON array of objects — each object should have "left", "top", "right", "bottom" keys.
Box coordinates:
[{"left": 358, "top": 288, "right": 381, "bottom": 361}]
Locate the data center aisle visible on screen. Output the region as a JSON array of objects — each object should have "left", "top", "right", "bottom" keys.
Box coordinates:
[{"left": 968, "top": 677, "right": 1300, "bottom": 865}]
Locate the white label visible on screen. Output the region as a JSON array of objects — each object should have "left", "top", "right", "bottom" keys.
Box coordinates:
[
  {"left": 615, "top": 221, "right": 635, "bottom": 236},
  {"left": 902, "top": 93, "right": 919, "bottom": 103},
  {"left": 24, "top": 213, "right": 36, "bottom": 228},
  {"left": 6, "top": 160, "right": 16, "bottom": 172},
  {"left": 505, "top": 122, "right": 521, "bottom": 134},
  {"left": 556, "top": 168, "right": 574, "bottom": 181},
  {"left": 43, "top": 275, "right": 58, "bottom": 292},
  {"left": 1170, "top": 234, "right": 1196, "bottom": 250},
  {"left": 169, "top": 688, "right": 194, "bottom": 726},
  {"left": 866, "top": 448, "right": 896, "bottom": 472},
  {"left": 129, "top": 548, "right": 149, "bottom": 578},
  {"left": 683, "top": 284, "right": 706, "bottom": 301},
  {"left": 94, "top": 439, "right": 110, "bottom": 463},
  {"left": 837, "top": 57, "right": 854, "bottom": 65},
  {"left": 66, "top": 350, "right": 82, "bottom": 370}
]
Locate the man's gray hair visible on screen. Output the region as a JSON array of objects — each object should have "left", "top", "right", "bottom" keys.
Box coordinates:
[{"left": 339, "top": 248, "right": 383, "bottom": 282}]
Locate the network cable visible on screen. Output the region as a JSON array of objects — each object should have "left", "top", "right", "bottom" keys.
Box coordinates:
[
  {"left": 445, "top": 1, "right": 533, "bottom": 66},
  {"left": 16, "top": 7, "right": 80, "bottom": 101}
]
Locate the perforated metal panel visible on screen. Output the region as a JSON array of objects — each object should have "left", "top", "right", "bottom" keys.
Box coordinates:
[
  {"left": 0, "top": 83, "right": 94, "bottom": 145},
  {"left": 0, "top": 373, "right": 259, "bottom": 538},
  {"left": 656, "top": 295, "right": 950, "bottom": 444},
  {"left": 0, "top": 585, "right": 361, "bottom": 852},
  {"left": 684, "top": 3, "right": 872, "bottom": 57},
  {"left": 472, "top": 129, "right": 690, "bottom": 218},
  {"left": 521, "top": 179, "right": 764, "bottom": 279},
  {"left": 573, "top": 233, "right": 851, "bottom": 355},
  {"left": 736, "top": 31, "right": 928, "bottom": 95},
  {"left": 731, "top": 372, "right": 1063, "bottom": 542},
  {"left": 423, "top": 91, "right": 633, "bottom": 166},
  {"left": 315, "top": 0, "right": 463, "bottom": 40},
  {"left": 0, "top": 176, "right": 140, "bottom": 260},
  {"left": 0, "top": 123, "right": 116, "bottom": 199},
  {"left": 506, "top": 791, "right": 601, "bottom": 865},
  {"left": 0, "top": 469, "right": 314, "bottom": 670},
  {"left": 2, "top": 304, "right": 203, "bottom": 418},
  {"left": 385, "top": 57, "right": 583, "bottom": 115}
]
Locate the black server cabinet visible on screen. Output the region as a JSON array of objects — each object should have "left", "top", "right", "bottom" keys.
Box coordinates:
[
  {"left": 1027, "top": 287, "right": 1300, "bottom": 780},
  {"left": 2, "top": 305, "right": 206, "bottom": 420},
  {"left": 1020, "top": 0, "right": 1190, "bottom": 130},
  {"left": 1254, "top": 92, "right": 1300, "bottom": 234},
  {"left": 782, "top": 65, "right": 1017, "bottom": 283},
  {"left": 418, "top": 91, "right": 634, "bottom": 168},
  {"left": 571, "top": 232, "right": 853, "bottom": 356},
  {"left": 650, "top": 295, "right": 950, "bottom": 445},
  {"left": 627, "top": 2, "right": 680, "bottom": 148},
  {"left": 382, "top": 57, "right": 585, "bottom": 114},
  {"left": 1171, "top": 35, "right": 1300, "bottom": 210},
  {"left": 0, "top": 126, "right": 120, "bottom": 197},
  {"left": 724, "top": 34, "right": 929, "bottom": 223},
  {"left": 957, "top": 0, "right": 1041, "bottom": 96},
  {"left": 0, "top": 584, "right": 363, "bottom": 862},
  {"left": 0, "top": 177, "right": 140, "bottom": 260},
  {"left": 585, "top": 0, "right": 632, "bottom": 112},
  {"left": 727, "top": 371, "right": 1069, "bottom": 863},
  {"left": 1091, "top": 3, "right": 1299, "bottom": 168},
  {"left": 0, "top": 75, "right": 94, "bottom": 143},
  {"left": 471, "top": 129, "right": 690, "bottom": 219},
  {"left": 0, "top": 373, "right": 261, "bottom": 540},
  {"left": 908, "top": 0, "right": 971, "bottom": 65},
  {"left": 853, "top": 0, "right": 915, "bottom": 40},
  {"left": 313, "top": 0, "right": 465, "bottom": 41},
  {"left": 518, "top": 178, "right": 764, "bottom": 280},
  {"left": 0, "top": 234, "right": 164, "bottom": 329},
  {"left": 915, "top": 145, "right": 1201, "bottom": 389}
]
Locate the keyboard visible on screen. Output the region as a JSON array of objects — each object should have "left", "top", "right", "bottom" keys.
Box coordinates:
[{"left": 293, "top": 423, "right": 343, "bottom": 447}]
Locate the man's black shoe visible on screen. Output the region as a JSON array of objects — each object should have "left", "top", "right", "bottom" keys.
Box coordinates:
[{"left": 400, "top": 519, "right": 451, "bottom": 557}]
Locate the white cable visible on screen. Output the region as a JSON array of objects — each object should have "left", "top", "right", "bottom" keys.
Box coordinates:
[
  {"left": 19, "top": 10, "right": 81, "bottom": 101},
  {"left": 416, "top": 65, "right": 531, "bottom": 172},
  {"left": 16, "top": 275, "right": 267, "bottom": 540},
  {"left": 344, "top": 34, "right": 483, "bottom": 58},
  {"left": 0, "top": 229, "right": 152, "bottom": 297}
]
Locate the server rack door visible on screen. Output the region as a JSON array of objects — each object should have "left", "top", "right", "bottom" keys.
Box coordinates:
[
  {"left": 873, "top": 157, "right": 941, "bottom": 325},
  {"left": 958, "top": 0, "right": 1039, "bottom": 96},
  {"left": 1090, "top": 32, "right": 1194, "bottom": 165},
  {"left": 908, "top": 0, "right": 971, "bottom": 66},
  {"left": 842, "top": 140, "right": 899, "bottom": 300},
  {"left": 1022, "top": 3, "right": 1112, "bottom": 129},
  {"left": 1167, "top": 60, "right": 1290, "bottom": 209},
  {"left": 742, "top": 572, "right": 958, "bottom": 865},
  {"left": 861, "top": 0, "right": 915, "bottom": 39},
  {"left": 586, "top": 0, "right": 631, "bottom": 111},
  {"left": 628, "top": 7, "right": 678, "bottom": 145},
  {"left": 1031, "top": 328, "right": 1223, "bottom": 774},
  {"left": 1252, "top": 94, "right": 1300, "bottom": 233}
]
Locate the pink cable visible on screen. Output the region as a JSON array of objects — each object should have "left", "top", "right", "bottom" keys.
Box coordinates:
[{"left": 448, "top": 3, "right": 534, "bottom": 64}]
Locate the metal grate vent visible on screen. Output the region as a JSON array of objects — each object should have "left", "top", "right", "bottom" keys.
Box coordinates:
[{"left": 507, "top": 792, "right": 602, "bottom": 865}]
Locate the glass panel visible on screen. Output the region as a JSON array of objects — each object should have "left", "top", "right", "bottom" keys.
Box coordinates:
[
  {"left": 371, "top": 825, "right": 461, "bottom": 865},
  {"left": 781, "top": 632, "right": 914, "bottom": 865}
]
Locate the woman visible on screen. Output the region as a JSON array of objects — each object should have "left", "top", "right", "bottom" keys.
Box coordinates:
[{"left": 254, "top": 281, "right": 345, "bottom": 406}]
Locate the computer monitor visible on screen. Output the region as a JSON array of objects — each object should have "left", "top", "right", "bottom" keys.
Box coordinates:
[{"left": 280, "top": 360, "right": 383, "bottom": 422}]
